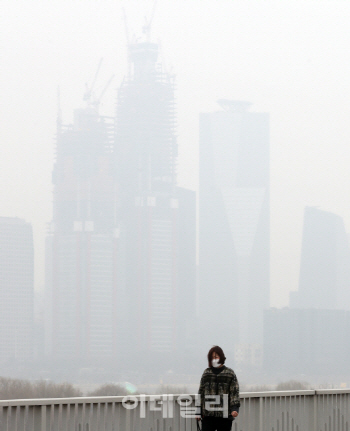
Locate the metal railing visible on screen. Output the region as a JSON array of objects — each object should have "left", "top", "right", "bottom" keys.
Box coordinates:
[{"left": 0, "top": 389, "right": 349, "bottom": 430}]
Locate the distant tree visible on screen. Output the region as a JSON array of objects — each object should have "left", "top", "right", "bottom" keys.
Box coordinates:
[
  {"left": 32, "top": 381, "right": 82, "bottom": 398},
  {"left": 316, "top": 383, "right": 335, "bottom": 389},
  {"left": 153, "top": 384, "right": 189, "bottom": 395},
  {"left": 241, "top": 384, "right": 273, "bottom": 392},
  {"left": 87, "top": 384, "right": 130, "bottom": 396},
  {"left": 276, "top": 380, "right": 309, "bottom": 391},
  {"left": 0, "top": 377, "right": 34, "bottom": 400},
  {"left": 0, "top": 377, "right": 82, "bottom": 400}
]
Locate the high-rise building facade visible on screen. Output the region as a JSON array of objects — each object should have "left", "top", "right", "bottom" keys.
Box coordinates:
[
  {"left": 46, "top": 106, "right": 118, "bottom": 362},
  {"left": 0, "top": 217, "right": 34, "bottom": 363},
  {"left": 115, "top": 42, "right": 196, "bottom": 361},
  {"left": 264, "top": 308, "right": 350, "bottom": 376},
  {"left": 290, "top": 206, "right": 350, "bottom": 309},
  {"left": 46, "top": 40, "right": 196, "bottom": 365},
  {"left": 199, "top": 100, "right": 270, "bottom": 350}
]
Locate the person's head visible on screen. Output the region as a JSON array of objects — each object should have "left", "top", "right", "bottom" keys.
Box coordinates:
[{"left": 207, "top": 346, "right": 226, "bottom": 367}]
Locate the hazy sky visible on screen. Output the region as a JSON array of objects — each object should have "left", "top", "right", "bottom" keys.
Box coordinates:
[{"left": 2, "top": 0, "right": 350, "bottom": 307}]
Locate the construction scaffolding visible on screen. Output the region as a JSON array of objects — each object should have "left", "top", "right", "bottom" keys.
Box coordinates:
[{"left": 115, "top": 42, "right": 177, "bottom": 196}]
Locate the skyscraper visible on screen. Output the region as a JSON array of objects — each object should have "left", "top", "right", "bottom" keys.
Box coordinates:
[
  {"left": 199, "top": 100, "right": 270, "bottom": 350},
  {"left": 0, "top": 217, "right": 34, "bottom": 363},
  {"left": 46, "top": 105, "right": 119, "bottom": 362},
  {"left": 264, "top": 308, "right": 350, "bottom": 376},
  {"left": 115, "top": 42, "right": 196, "bottom": 362},
  {"left": 290, "top": 206, "right": 350, "bottom": 309},
  {"left": 46, "top": 39, "right": 196, "bottom": 367}
]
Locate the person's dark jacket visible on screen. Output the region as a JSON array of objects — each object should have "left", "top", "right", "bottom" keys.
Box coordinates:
[{"left": 196, "top": 365, "right": 240, "bottom": 418}]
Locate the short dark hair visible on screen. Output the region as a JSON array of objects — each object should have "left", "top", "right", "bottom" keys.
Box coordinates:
[{"left": 207, "top": 346, "right": 226, "bottom": 367}]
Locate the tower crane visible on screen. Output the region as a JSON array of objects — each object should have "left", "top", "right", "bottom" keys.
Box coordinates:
[{"left": 142, "top": 0, "right": 157, "bottom": 43}]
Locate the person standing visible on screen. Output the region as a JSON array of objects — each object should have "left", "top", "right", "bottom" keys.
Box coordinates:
[{"left": 196, "top": 346, "right": 240, "bottom": 431}]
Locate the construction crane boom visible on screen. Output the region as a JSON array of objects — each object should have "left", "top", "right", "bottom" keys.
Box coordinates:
[{"left": 142, "top": 0, "right": 157, "bottom": 42}]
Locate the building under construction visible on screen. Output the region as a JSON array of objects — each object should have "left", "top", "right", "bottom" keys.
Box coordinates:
[
  {"left": 115, "top": 41, "right": 196, "bottom": 365},
  {"left": 45, "top": 101, "right": 121, "bottom": 364},
  {"left": 46, "top": 40, "right": 196, "bottom": 368}
]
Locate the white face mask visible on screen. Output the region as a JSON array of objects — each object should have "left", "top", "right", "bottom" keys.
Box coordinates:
[{"left": 212, "top": 358, "right": 221, "bottom": 368}]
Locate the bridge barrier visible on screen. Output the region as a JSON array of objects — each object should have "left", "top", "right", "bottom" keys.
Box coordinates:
[{"left": 0, "top": 388, "right": 349, "bottom": 430}]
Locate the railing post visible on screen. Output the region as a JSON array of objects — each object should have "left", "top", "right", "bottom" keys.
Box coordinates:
[
  {"left": 313, "top": 393, "right": 318, "bottom": 431},
  {"left": 259, "top": 396, "right": 263, "bottom": 431},
  {"left": 17, "top": 406, "right": 26, "bottom": 430},
  {"left": 125, "top": 406, "right": 131, "bottom": 431},
  {"left": 1, "top": 406, "right": 8, "bottom": 431},
  {"left": 33, "top": 405, "right": 46, "bottom": 431},
  {"left": 42, "top": 405, "right": 47, "bottom": 430}
]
